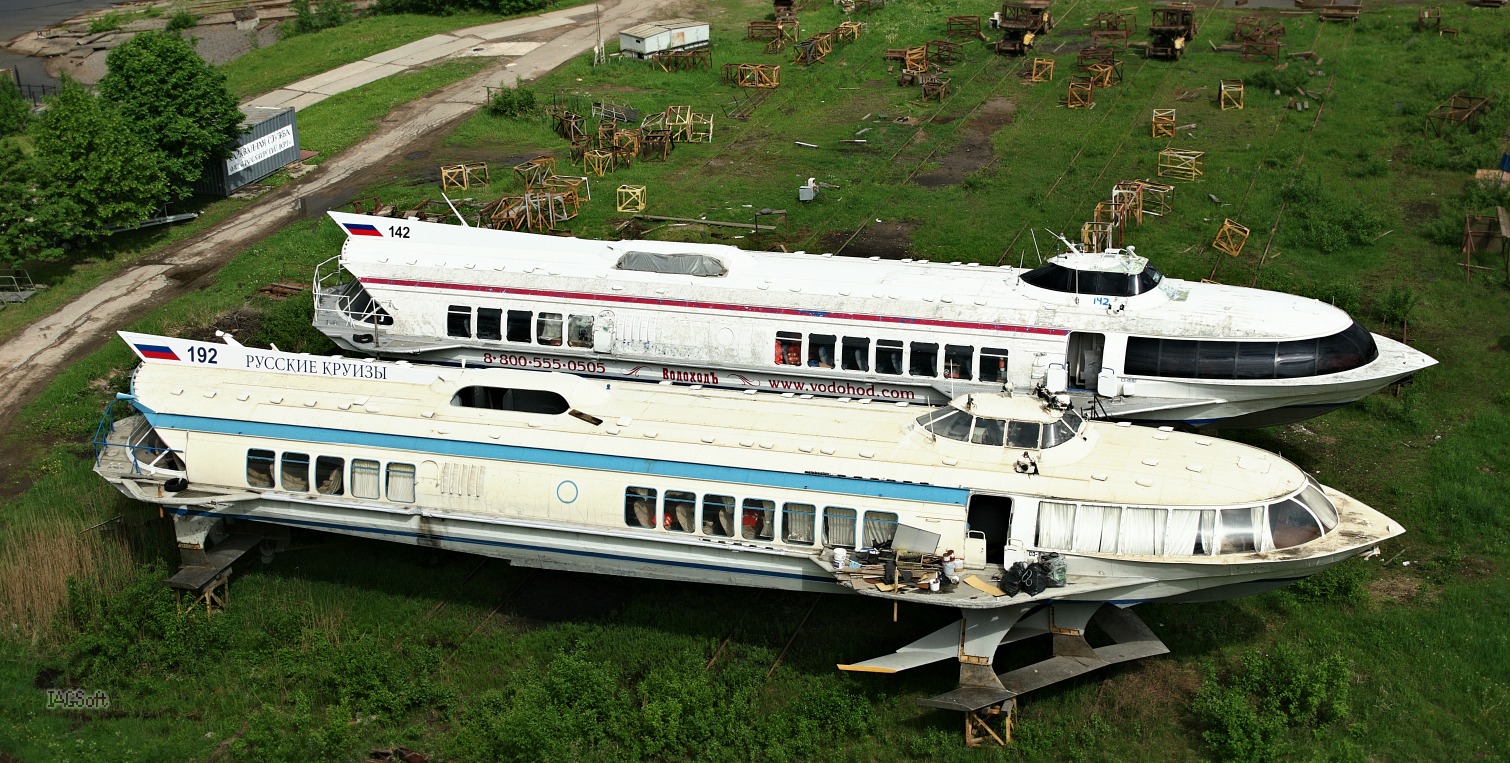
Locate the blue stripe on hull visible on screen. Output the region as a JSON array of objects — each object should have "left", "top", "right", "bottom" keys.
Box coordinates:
[
  {"left": 169, "top": 507, "right": 841, "bottom": 585},
  {"left": 140, "top": 408, "right": 969, "bottom": 505}
]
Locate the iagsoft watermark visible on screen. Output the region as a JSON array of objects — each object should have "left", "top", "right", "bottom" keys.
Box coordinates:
[{"left": 45, "top": 688, "right": 110, "bottom": 710}]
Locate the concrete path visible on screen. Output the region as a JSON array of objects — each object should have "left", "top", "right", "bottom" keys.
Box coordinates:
[
  {"left": 0, "top": 0, "right": 670, "bottom": 426},
  {"left": 243, "top": 8, "right": 591, "bottom": 110}
]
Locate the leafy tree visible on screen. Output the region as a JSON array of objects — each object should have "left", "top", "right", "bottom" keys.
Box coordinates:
[
  {"left": 0, "top": 77, "right": 32, "bottom": 137},
  {"left": 0, "top": 142, "right": 65, "bottom": 265},
  {"left": 30, "top": 78, "right": 168, "bottom": 250},
  {"left": 98, "top": 31, "right": 242, "bottom": 199}
]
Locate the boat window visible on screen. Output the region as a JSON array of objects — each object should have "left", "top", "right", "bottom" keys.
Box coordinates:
[
  {"left": 315, "top": 456, "right": 344, "bottom": 495},
  {"left": 506, "top": 310, "right": 532, "bottom": 343},
  {"left": 1036, "top": 500, "right": 1075, "bottom": 549},
  {"left": 567, "top": 315, "right": 594, "bottom": 348},
  {"left": 1060, "top": 407, "right": 1085, "bottom": 432},
  {"left": 863, "top": 511, "right": 899, "bottom": 547},
  {"left": 703, "top": 494, "right": 735, "bottom": 537},
  {"left": 944, "top": 345, "right": 973, "bottom": 380},
  {"left": 979, "top": 348, "right": 1009, "bottom": 383},
  {"left": 281, "top": 452, "right": 310, "bottom": 492},
  {"left": 246, "top": 449, "right": 275, "bottom": 488},
  {"left": 537, "top": 313, "right": 563, "bottom": 346},
  {"left": 1039, "top": 420, "right": 1077, "bottom": 448},
  {"left": 1269, "top": 498, "right": 1323, "bottom": 549},
  {"left": 1022, "top": 262, "right": 1152, "bottom": 297},
  {"left": 665, "top": 490, "right": 696, "bottom": 533},
  {"left": 775, "top": 331, "right": 802, "bottom": 366},
  {"left": 1125, "top": 323, "right": 1378, "bottom": 380},
  {"left": 1006, "top": 420, "right": 1041, "bottom": 449},
  {"left": 452, "top": 386, "right": 570, "bottom": 414},
  {"left": 807, "top": 334, "right": 836, "bottom": 368},
  {"left": 386, "top": 463, "right": 416, "bottom": 503},
  {"left": 875, "top": 340, "right": 903, "bottom": 375},
  {"left": 1167, "top": 509, "right": 1216, "bottom": 555},
  {"left": 447, "top": 306, "right": 471, "bottom": 338},
  {"left": 742, "top": 499, "right": 776, "bottom": 541},
  {"left": 336, "top": 281, "right": 394, "bottom": 326},
  {"left": 614, "top": 251, "right": 727, "bottom": 277},
  {"left": 824, "top": 506, "right": 858, "bottom": 548},
  {"left": 625, "top": 486, "right": 658, "bottom": 528},
  {"left": 1218, "top": 507, "right": 1261, "bottom": 553},
  {"left": 970, "top": 417, "right": 1005, "bottom": 446},
  {"left": 914, "top": 408, "right": 952, "bottom": 428},
  {"left": 1120, "top": 508, "right": 1167, "bottom": 555},
  {"left": 351, "top": 459, "right": 380, "bottom": 499},
  {"left": 1073, "top": 504, "right": 1120, "bottom": 553},
  {"left": 841, "top": 337, "right": 869, "bottom": 371},
  {"left": 783, "top": 502, "right": 817, "bottom": 545},
  {"left": 1021, "top": 263, "right": 1077, "bottom": 293},
  {"left": 1136, "top": 264, "right": 1164, "bottom": 294},
  {"left": 1297, "top": 481, "right": 1339, "bottom": 530},
  {"left": 924, "top": 409, "right": 973, "bottom": 441},
  {"left": 909, "top": 342, "right": 938, "bottom": 377},
  {"left": 477, "top": 308, "right": 502, "bottom": 341}
]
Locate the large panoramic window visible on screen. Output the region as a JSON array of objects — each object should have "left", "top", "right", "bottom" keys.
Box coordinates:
[
  {"left": 1021, "top": 262, "right": 1164, "bottom": 297},
  {"left": 451, "top": 386, "right": 570, "bottom": 414},
  {"left": 1124, "top": 322, "right": 1378, "bottom": 380}
]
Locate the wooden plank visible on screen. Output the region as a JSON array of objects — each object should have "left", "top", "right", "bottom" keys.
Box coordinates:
[
  {"left": 1496, "top": 206, "right": 1509, "bottom": 239},
  {"left": 964, "top": 574, "right": 1006, "bottom": 597}
]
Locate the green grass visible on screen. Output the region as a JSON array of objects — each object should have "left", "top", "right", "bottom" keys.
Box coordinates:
[{"left": 2, "top": 1, "right": 1510, "bottom": 760}]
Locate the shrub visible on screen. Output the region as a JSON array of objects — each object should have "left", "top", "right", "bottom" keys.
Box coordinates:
[
  {"left": 64, "top": 562, "right": 230, "bottom": 685},
  {"left": 1193, "top": 645, "right": 1353, "bottom": 762},
  {"left": 284, "top": 0, "right": 355, "bottom": 37},
  {"left": 1288, "top": 558, "right": 1370, "bottom": 605},
  {"left": 486, "top": 85, "right": 537, "bottom": 119},
  {"left": 166, "top": 10, "right": 199, "bottom": 31},
  {"left": 88, "top": 12, "right": 124, "bottom": 33}
]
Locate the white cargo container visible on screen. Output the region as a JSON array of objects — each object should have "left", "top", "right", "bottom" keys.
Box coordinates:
[{"left": 618, "top": 18, "right": 710, "bottom": 60}]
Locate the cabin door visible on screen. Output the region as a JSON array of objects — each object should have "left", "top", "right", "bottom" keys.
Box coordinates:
[
  {"left": 592, "top": 310, "right": 616, "bottom": 354},
  {"left": 1066, "top": 332, "right": 1106, "bottom": 391},
  {"left": 966, "top": 494, "right": 1014, "bottom": 566}
]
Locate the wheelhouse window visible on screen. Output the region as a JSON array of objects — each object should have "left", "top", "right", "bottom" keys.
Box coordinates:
[
  {"left": 971, "top": 417, "right": 1005, "bottom": 446},
  {"left": 775, "top": 331, "right": 802, "bottom": 366},
  {"left": 281, "top": 452, "right": 310, "bottom": 492},
  {"left": 1021, "top": 261, "right": 1164, "bottom": 297},
  {"left": 874, "top": 340, "right": 903, "bottom": 375},
  {"left": 1269, "top": 498, "right": 1323, "bottom": 549},
  {"left": 386, "top": 463, "right": 416, "bottom": 503},
  {"left": 841, "top": 337, "right": 870, "bottom": 371},
  {"left": 537, "top": 313, "right": 563, "bottom": 345},
  {"left": 1125, "top": 323, "right": 1379, "bottom": 380},
  {"left": 1006, "top": 421, "right": 1041, "bottom": 449},
  {"left": 909, "top": 342, "right": 938, "bottom": 377},
  {"left": 824, "top": 506, "right": 858, "bottom": 548},
  {"left": 980, "top": 348, "right": 1009, "bottom": 383},
  {"left": 807, "top": 334, "right": 836, "bottom": 368},
  {"left": 625, "top": 486, "right": 658, "bottom": 528},
  {"left": 246, "top": 449, "right": 275, "bottom": 488},
  {"left": 1296, "top": 481, "right": 1339, "bottom": 530},
  {"left": 476, "top": 308, "right": 502, "bottom": 341},
  {"left": 506, "top": 310, "right": 532, "bottom": 343},
  {"left": 315, "top": 456, "right": 344, "bottom": 495},
  {"left": 447, "top": 306, "right": 472, "bottom": 338},
  {"left": 944, "top": 345, "right": 973, "bottom": 380},
  {"left": 783, "top": 502, "right": 817, "bottom": 544},
  {"left": 567, "top": 315, "right": 594, "bottom": 348},
  {"left": 351, "top": 459, "right": 381, "bottom": 499},
  {"left": 1218, "top": 507, "right": 1261, "bottom": 553},
  {"left": 452, "top": 386, "right": 570, "bottom": 414}
]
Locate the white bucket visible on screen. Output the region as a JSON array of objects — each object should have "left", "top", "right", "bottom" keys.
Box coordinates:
[
  {"left": 832, "top": 547, "right": 848, "bottom": 570},
  {"left": 941, "top": 560, "right": 959, "bottom": 578}
]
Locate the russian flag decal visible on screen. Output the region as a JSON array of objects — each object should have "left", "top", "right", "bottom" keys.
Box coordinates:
[
  {"left": 135, "top": 344, "right": 180, "bottom": 361},
  {"left": 344, "top": 223, "right": 383, "bottom": 237}
]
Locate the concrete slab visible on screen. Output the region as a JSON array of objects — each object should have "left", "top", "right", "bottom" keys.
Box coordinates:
[
  {"left": 455, "top": 41, "right": 542, "bottom": 57},
  {"left": 366, "top": 33, "right": 461, "bottom": 65},
  {"left": 309, "top": 62, "right": 407, "bottom": 95},
  {"left": 282, "top": 91, "right": 331, "bottom": 112},
  {"left": 291, "top": 59, "right": 390, "bottom": 93},
  {"left": 244, "top": 89, "right": 304, "bottom": 108},
  {"left": 389, "top": 35, "right": 484, "bottom": 66},
  {"left": 456, "top": 15, "right": 575, "bottom": 40}
]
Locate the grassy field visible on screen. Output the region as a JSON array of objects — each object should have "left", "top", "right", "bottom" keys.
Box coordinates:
[{"left": 3, "top": 0, "right": 1509, "bottom": 760}]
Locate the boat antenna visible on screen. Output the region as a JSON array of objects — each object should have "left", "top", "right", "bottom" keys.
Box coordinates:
[
  {"left": 442, "top": 193, "right": 470, "bottom": 228},
  {"left": 1028, "top": 230, "right": 1041, "bottom": 266},
  {"left": 1046, "top": 229, "right": 1075, "bottom": 252}
]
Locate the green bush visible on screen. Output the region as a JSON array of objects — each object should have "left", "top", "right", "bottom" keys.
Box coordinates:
[
  {"left": 166, "top": 9, "right": 199, "bottom": 31},
  {"left": 485, "top": 85, "right": 537, "bottom": 119},
  {"left": 64, "top": 563, "right": 230, "bottom": 685},
  {"left": 1194, "top": 645, "right": 1353, "bottom": 762},
  {"left": 1288, "top": 558, "right": 1370, "bottom": 605},
  {"left": 251, "top": 291, "right": 340, "bottom": 355},
  {"left": 0, "top": 78, "right": 31, "bottom": 137},
  {"left": 88, "top": 12, "right": 124, "bottom": 33},
  {"left": 231, "top": 693, "right": 354, "bottom": 762},
  {"left": 284, "top": 0, "right": 355, "bottom": 37}
]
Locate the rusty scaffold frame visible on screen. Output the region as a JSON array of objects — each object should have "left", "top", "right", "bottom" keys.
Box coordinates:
[
  {"left": 1151, "top": 108, "right": 1176, "bottom": 138},
  {"left": 439, "top": 161, "right": 489, "bottom": 191},
  {"left": 1212, "top": 219, "right": 1251, "bottom": 257},
  {"left": 1157, "top": 148, "right": 1204, "bottom": 181}
]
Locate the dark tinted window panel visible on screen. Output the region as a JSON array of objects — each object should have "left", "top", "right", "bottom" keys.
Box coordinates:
[
  {"left": 1197, "top": 341, "right": 1237, "bottom": 379},
  {"left": 1157, "top": 339, "right": 1199, "bottom": 378},
  {"left": 1021, "top": 263, "right": 1077, "bottom": 293},
  {"left": 1081, "top": 270, "right": 1136, "bottom": 297},
  {"left": 506, "top": 310, "right": 531, "bottom": 342},
  {"left": 1234, "top": 342, "right": 1278, "bottom": 380},
  {"left": 476, "top": 308, "right": 502, "bottom": 340},
  {"left": 980, "top": 348, "right": 1009, "bottom": 382},
  {"left": 1135, "top": 267, "right": 1163, "bottom": 294},
  {"left": 1125, "top": 337, "right": 1161, "bottom": 375},
  {"left": 447, "top": 306, "right": 471, "bottom": 338},
  {"left": 1315, "top": 322, "right": 1378, "bottom": 374},
  {"left": 841, "top": 337, "right": 869, "bottom": 371},
  {"left": 1275, "top": 339, "right": 1317, "bottom": 378},
  {"left": 909, "top": 342, "right": 938, "bottom": 377},
  {"left": 876, "top": 340, "right": 903, "bottom": 375}
]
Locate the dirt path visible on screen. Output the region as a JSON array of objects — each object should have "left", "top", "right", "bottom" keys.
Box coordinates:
[{"left": 0, "top": 0, "right": 670, "bottom": 432}]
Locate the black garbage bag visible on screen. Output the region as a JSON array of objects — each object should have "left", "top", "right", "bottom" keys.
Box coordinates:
[
  {"left": 1021, "top": 563, "right": 1048, "bottom": 596},
  {"left": 1001, "top": 562, "right": 1025, "bottom": 596}
]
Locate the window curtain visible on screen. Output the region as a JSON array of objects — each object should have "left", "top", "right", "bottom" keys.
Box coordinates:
[
  {"left": 1037, "top": 501, "right": 1076, "bottom": 550},
  {"left": 1122, "top": 508, "right": 1166, "bottom": 555},
  {"left": 863, "top": 512, "right": 899, "bottom": 547},
  {"left": 824, "top": 508, "right": 857, "bottom": 547},
  {"left": 1167, "top": 509, "right": 1208, "bottom": 556},
  {"left": 387, "top": 464, "right": 416, "bottom": 503},
  {"left": 351, "top": 461, "right": 381, "bottom": 499},
  {"left": 1073, "top": 504, "right": 1120, "bottom": 553},
  {"left": 783, "top": 504, "right": 816, "bottom": 544}
]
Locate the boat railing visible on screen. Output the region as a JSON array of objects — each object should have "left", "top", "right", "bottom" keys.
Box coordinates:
[
  {"left": 93, "top": 398, "right": 184, "bottom": 478},
  {"left": 312, "top": 256, "right": 391, "bottom": 334}
]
